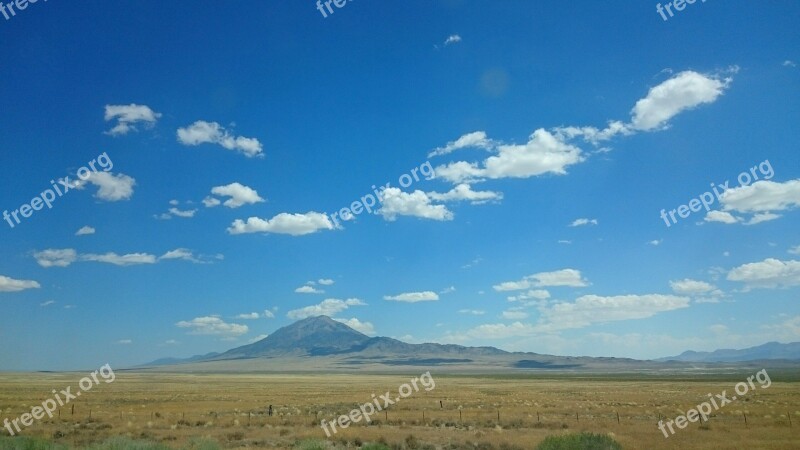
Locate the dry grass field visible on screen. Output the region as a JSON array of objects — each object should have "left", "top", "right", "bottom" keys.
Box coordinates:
[{"left": 0, "top": 371, "right": 798, "bottom": 449}]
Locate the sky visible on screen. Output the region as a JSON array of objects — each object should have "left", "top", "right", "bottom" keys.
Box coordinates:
[{"left": 1, "top": 0, "right": 799, "bottom": 371}]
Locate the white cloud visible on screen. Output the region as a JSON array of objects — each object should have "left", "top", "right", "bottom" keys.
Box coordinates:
[
  {"left": 40, "top": 300, "right": 55, "bottom": 307},
  {"left": 235, "top": 312, "right": 261, "bottom": 320},
  {"left": 720, "top": 179, "right": 800, "bottom": 216},
  {"left": 248, "top": 334, "right": 268, "bottom": 343},
  {"left": 34, "top": 249, "right": 78, "bottom": 268},
  {"left": 669, "top": 279, "right": 720, "bottom": 296},
  {"left": 538, "top": 294, "right": 690, "bottom": 332},
  {"left": 202, "top": 196, "right": 221, "bottom": 207},
  {"left": 0, "top": 275, "right": 40, "bottom": 292},
  {"left": 81, "top": 172, "right": 136, "bottom": 201},
  {"left": 334, "top": 317, "right": 375, "bottom": 335},
  {"left": 263, "top": 310, "right": 275, "bottom": 319},
  {"left": 727, "top": 258, "right": 800, "bottom": 289},
  {"left": 295, "top": 285, "right": 324, "bottom": 294},
  {"left": 428, "top": 184, "right": 503, "bottom": 204},
  {"left": 168, "top": 207, "right": 198, "bottom": 218},
  {"left": 507, "top": 289, "right": 550, "bottom": 302},
  {"left": 159, "top": 248, "right": 209, "bottom": 264},
  {"left": 783, "top": 60, "right": 797, "bottom": 67},
  {"left": 648, "top": 239, "right": 663, "bottom": 246},
  {"left": 629, "top": 70, "right": 732, "bottom": 131},
  {"left": 439, "top": 286, "right": 456, "bottom": 294},
  {"left": 177, "top": 121, "right": 263, "bottom": 158},
  {"left": 228, "top": 212, "right": 334, "bottom": 236},
  {"left": 377, "top": 188, "right": 454, "bottom": 221},
  {"left": 428, "top": 131, "right": 492, "bottom": 158},
  {"left": 82, "top": 252, "right": 157, "bottom": 266},
  {"left": 704, "top": 210, "right": 740, "bottom": 224},
  {"left": 287, "top": 298, "right": 366, "bottom": 319},
  {"left": 502, "top": 310, "right": 529, "bottom": 320},
  {"left": 208, "top": 183, "right": 265, "bottom": 208},
  {"left": 318, "top": 278, "right": 335, "bottom": 286},
  {"left": 531, "top": 268, "right": 589, "bottom": 288},
  {"left": 384, "top": 291, "right": 439, "bottom": 303},
  {"left": 104, "top": 104, "right": 161, "bottom": 136},
  {"left": 437, "top": 129, "right": 585, "bottom": 184},
  {"left": 458, "top": 309, "right": 485, "bottom": 315},
  {"left": 569, "top": 218, "right": 598, "bottom": 227},
  {"left": 36, "top": 248, "right": 204, "bottom": 268},
  {"left": 75, "top": 226, "right": 96, "bottom": 236},
  {"left": 746, "top": 212, "right": 782, "bottom": 225},
  {"left": 116, "top": 339, "right": 132, "bottom": 345},
  {"left": 789, "top": 245, "right": 800, "bottom": 255},
  {"left": 493, "top": 280, "right": 532, "bottom": 292},
  {"left": 176, "top": 316, "right": 249, "bottom": 337},
  {"left": 444, "top": 34, "right": 462, "bottom": 46}
]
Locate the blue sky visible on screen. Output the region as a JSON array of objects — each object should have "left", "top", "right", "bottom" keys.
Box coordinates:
[{"left": 1, "top": 0, "right": 798, "bottom": 371}]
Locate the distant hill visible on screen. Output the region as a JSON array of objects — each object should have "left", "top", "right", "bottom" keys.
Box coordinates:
[
  {"left": 657, "top": 342, "right": 800, "bottom": 362},
  {"left": 137, "top": 316, "right": 800, "bottom": 373}
]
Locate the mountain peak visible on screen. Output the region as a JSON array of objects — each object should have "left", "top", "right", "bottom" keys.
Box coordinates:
[{"left": 217, "top": 315, "right": 370, "bottom": 358}]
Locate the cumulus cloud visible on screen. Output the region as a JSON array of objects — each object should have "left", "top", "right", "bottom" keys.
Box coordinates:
[
  {"left": 536, "top": 294, "right": 690, "bottom": 332},
  {"left": 502, "top": 310, "right": 529, "bottom": 320},
  {"left": 177, "top": 120, "right": 263, "bottom": 158},
  {"left": 459, "top": 309, "right": 485, "bottom": 315},
  {"left": 720, "top": 179, "right": 800, "bottom": 218},
  {"left": 75, "top": 226, "right": 96, "bottom": 236},
  {"left": 334, "top": 317, "right": 375, "bottom": 335},
  {"left": 569, "top": 218, "right": 598, "bottom": 227},
  {"left": 494, "top": 269, "right": 589, "bottom": 291},
  {"left": 377, "top": 188, "right": 454, "bottom": 221},
  {"left": 234, "top": 312, "right": 261, "bottom": 320},
  {"left": 82, "top": 252, "right": 157, "bottom": 266},
  {"left": 167, "top": 207, "right": 198, "bottom": 218},
  {"left": 228, "top": 212, "right": 334, "bottom": 236},
  {"left": 0, "top": 275, "right": 40, "bottom": 292},
  {"left": 669, "top": 279, "right": 719, "bottom": 295},
  {"left": 77, "top": 172, "right": 136, "bottom": 201},
  {"left": 104, "top": 104, "right": 161, "bottom": 136},
  {"left": 35, "top": 248, "right": 208, "bottom": 267},
  {"left": 436, "top": 129, "right": 585, "bottom": 184},
  {"left": 176, "top": 316, "right": 249, "bottom": 337},
  {"left": 428, "top": 184, "right": 503, "bottom": 204},
  {"left": 727, "top": 258, "right": 800, "bottom": 289},
  {"left": 444, "top": 34, "right": 462, "bottom": 46},
  {"left": 428, "top": 131, "right": 492, "bottom": 158},
  {"left": 507, "top": 289, "right": 551, "bottom": 302},
  {"left": 383, "top": 291, "right": 439, "bottom": 303},
  {"left": 206, "top": 183, "right": 265, "bottom": 208},
  {"left": 629, "top": 70, "right": 732, "bottom": 131},
  {"left": 704, "top": 210, "right": 740, "bottom": 224},
  {"left": 432, "top": 71, "right": 732, "bottom": 186},
  {"left": 287, "top": 298, "right": 366, "bottom": 319},
  {"left": 295, "top": 285, "right": 324, "bottom": 294},
  {"left": 159, "top": 248, "right": 213, "bottom": 264},
  {"left": 318, "top": 279, "right": 335, "bottom": 286}
]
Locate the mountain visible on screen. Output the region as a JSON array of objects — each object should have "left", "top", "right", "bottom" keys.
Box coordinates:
[
  {"left": 217, "top": 316, "right": 371, "bottom": 358},
  {"left": 138, "top": 352, "right": 221, "bottom": 367},
  {"left": 137, "top": 317, "right": 800, "bottom": 373},
  {"left": 657, "top": 342, "right": 800, "bottom": 362}
]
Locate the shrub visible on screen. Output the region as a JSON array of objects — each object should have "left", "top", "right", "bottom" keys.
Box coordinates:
[
  {"left": 535, "top": 432, "right": 622, "bottom": 450},
  {"left": 293, "top": 439, "right": 328, "bottom": 450}
]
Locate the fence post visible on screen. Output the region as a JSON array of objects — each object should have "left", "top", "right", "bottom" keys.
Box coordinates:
[
  {"left": 537, "top": 411, "right": 540, "bottom": 422},
  {"left": 616, "top": 411, "right": 620, "bottom": 424},
  {"left": 385, "top": 410, "right": 388, "bottom": 422},
  {"left": 459, "top": 409, "right": 462, "bottom": 422},
  {"left": 576, "top": 412, "right": 579, "bottom": 423},
  {"left": 71, "top": 405, "right": 74, "bottom": 416},
  {"left": 788, "top": 412, "right": 792, "bottom": 428},
  {"left": 497, "top": 410, "right": 500, "bottom": 422},
  {"left": 743, "top": 412, "right": 748, "bottom": 427}
]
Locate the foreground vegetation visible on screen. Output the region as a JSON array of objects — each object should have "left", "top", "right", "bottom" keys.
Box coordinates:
[{"left": 0, "top": 373, "right": 797, "bottom": 449}]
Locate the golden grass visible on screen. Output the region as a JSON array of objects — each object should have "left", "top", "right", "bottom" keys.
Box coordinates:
[{"left": 0, "top": 372, "right": 798, "bottom": 449}]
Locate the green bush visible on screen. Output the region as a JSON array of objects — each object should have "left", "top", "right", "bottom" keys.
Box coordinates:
[
  {"left": 361, "top": 444, "right": 390, "bottom": 450},
  {"left": 535, "top": 432, "right": 622, "bottom": 450},
  {"left": 0, "top": 436, "right": 69, "bottom": 450},
  {"left": 293, "top": 439, "right": 328, "bottom": 450}
]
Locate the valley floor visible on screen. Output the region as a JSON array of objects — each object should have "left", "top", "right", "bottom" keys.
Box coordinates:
[{"left": 0, "top": 372, "right": 798, "bottom": 449}]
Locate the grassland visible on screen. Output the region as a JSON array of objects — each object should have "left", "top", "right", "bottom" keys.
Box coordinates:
[{"left": 0, "top": 372, "right": 798, "bottom": 449}]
